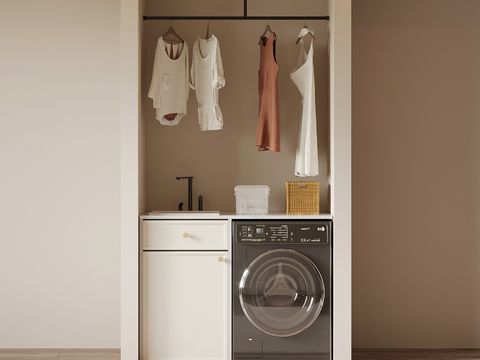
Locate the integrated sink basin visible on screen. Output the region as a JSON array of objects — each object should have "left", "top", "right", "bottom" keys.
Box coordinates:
[{"left": 149, "top": 211, "right": 220, "bottom": 216}]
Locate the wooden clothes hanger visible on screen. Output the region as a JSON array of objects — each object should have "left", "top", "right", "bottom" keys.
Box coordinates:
[
  {"left": 259, "top": 18, "right": 277, "bottom": 45},
  {"left": 162, "top": 19, "right": 184, "bottom": 59},
  {"left": 296, "top": 19, "right": 315, "bottom": 44},
  {"left": 162, "top": 19, "right": 184, "bottom": 45}
]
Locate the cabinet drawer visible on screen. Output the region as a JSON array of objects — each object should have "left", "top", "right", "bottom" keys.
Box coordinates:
[{"left": 142, "top": 220, "right": 228, "bottom": 250}]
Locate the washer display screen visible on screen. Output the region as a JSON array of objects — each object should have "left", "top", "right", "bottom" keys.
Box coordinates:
[{"left": 239, "top": 249, "right": 325, "bottom": 337}]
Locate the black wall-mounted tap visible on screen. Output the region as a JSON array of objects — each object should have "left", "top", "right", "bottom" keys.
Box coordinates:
[{"left": 176, "top": 176, "right": 193, "bottom": 211}]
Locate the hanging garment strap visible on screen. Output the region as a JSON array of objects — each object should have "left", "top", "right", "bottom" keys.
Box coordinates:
[{"left": 296, "top": 27, "right": 315, "bottom": 43}]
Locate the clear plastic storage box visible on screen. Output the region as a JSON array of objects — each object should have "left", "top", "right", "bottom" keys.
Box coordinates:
[{"left": 234, "top": 185, "right": 270, "bottom": 214}]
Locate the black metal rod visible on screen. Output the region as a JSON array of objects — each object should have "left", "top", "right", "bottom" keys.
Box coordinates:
[
  {"left": 187, "top": 178, "right": 192, "bottom": 211},
  {"left": 144, "top": 0, "right": 328, "bottom": 21},
  {"left": 143, "top": 15, "right": 329, "bottom": 21}
]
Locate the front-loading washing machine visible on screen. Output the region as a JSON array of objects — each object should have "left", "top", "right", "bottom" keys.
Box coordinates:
[{"left": 232, "top": 220, "right": 332, "bottom": 360}]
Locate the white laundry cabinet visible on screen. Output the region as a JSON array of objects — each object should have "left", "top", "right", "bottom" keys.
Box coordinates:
[
  {"left": 141, "top": 220, "right": 230, "bottom": 360},
  {"left": 121, "top": 0, "right": 352, "bottom": 358}
]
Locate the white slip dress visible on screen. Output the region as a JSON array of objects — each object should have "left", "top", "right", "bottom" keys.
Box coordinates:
[{"left": 289, "top": 29, "right": 319, "bottom": 177}]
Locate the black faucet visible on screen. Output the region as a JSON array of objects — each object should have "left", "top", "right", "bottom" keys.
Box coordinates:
[{"left": 176, "top": 176, "right": 193, "bottom": 211}]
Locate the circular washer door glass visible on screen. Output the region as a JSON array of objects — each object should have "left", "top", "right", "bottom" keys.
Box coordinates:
[{"left": 239, "top": 249, "right": 325, "bottom": 337}]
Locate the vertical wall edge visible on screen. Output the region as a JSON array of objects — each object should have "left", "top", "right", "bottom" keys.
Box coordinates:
[
  {"left": 329, "top": 0, "right": 352, "bottom": 359},
  {"left": 121, "top": 0, "right": 141, "bottom": 359}
]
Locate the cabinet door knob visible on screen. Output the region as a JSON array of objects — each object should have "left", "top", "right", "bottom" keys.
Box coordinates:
[
  {"left": 218, "top": 257, "right": 225, "bottom": 262},
  {"left": 183, "top": 232, "right": 189, "bottom": 238}
]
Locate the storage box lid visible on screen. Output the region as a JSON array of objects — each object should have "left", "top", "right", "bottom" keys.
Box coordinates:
[{"left": 234, "top": 185, "right": 270, "bottom": 195}]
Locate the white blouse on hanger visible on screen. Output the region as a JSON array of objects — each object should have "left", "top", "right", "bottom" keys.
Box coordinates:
[
  {"left": 290, "top": 28, "right": 319, "bottom": 177},
  {"left": 190, "top": 35, "right": 225, "bottom": 131},
  {"left": 148, "top": 37, "right": 189, "bottom": 126}
]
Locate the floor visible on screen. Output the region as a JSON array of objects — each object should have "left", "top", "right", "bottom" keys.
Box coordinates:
[
  {"left": 0, "top": 349, "right": 120, "bottom": 359},
  {"left": 1, "top": 349, "right": 480, "bottom": 359},
  {"left": 353, "top": 349, "right": 480, "bottom": 360}
]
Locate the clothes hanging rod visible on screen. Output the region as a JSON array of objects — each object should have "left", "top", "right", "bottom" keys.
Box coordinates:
[
  {"left": 144, "top": 0, "right": 328, "bottom": 21},
  {"left": 143, "top": 15, "right": 329, "bottom": 21}
]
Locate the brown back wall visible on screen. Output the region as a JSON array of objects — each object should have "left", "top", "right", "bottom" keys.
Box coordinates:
[{"left": 352, "top": 0, "right": 480, "bottom": 348}]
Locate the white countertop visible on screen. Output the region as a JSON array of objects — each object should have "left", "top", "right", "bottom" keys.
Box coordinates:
[{"left": 140, "top": 211, "right": 333, "bottom": 220}]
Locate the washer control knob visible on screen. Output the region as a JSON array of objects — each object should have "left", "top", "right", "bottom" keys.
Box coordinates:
[{"left": 183, "top": 232, "right": 189, "bottom": 238}]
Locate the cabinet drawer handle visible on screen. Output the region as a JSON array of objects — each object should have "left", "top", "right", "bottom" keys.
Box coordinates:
[
  {"left": 183, "top": 232, "right": 189, "bottom": 238},
  {"left": 218, "top": 257, "right": 225, "bottom": 262}
]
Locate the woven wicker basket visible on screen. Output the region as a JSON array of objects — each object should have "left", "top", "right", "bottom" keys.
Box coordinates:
[{"left": 286, "top": 181, "right": 319, "bottom": 215}]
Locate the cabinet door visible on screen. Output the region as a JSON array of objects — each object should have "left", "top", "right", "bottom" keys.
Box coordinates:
[{"left": 143, "top": 251, "right": 229, "bottom": 360}]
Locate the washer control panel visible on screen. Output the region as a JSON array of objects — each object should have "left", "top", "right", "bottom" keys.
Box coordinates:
[{"left": 235, "top": 221, "right": 330, "bottom": 244}]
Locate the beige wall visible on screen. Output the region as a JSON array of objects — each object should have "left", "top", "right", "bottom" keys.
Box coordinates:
[
  {"left": 0, "top": 0, "right": 120, "bottom": 348},
  {"left": 352, "top": 0, "right": 480, "bottom": 348},
  {"left": 141, "top": 0, "right": 330, "bottom": 213},
  {"left": 9, "top": 0, "right": 479, "bottom": 351}
]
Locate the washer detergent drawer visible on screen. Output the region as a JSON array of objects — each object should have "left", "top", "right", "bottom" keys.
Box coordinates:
[{"left": 142, "top": 220, "right": 228, "bottom": 250}]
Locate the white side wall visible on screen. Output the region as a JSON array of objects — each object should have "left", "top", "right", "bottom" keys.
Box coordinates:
[
  {"left": 121, "top": 0, "right": 141, "bottom": 357},
  {"left": 0, "top": 0, "right": 121, "bottom": 348}
]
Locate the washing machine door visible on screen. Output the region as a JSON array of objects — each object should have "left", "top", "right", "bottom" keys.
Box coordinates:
[{"left": 239, "top": 249, "right": 325, "bottom": 337}]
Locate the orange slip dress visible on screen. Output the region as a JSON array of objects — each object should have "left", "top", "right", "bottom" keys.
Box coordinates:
[{"left": 255, "top": 33, "right": 280, "bottom": 153}]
